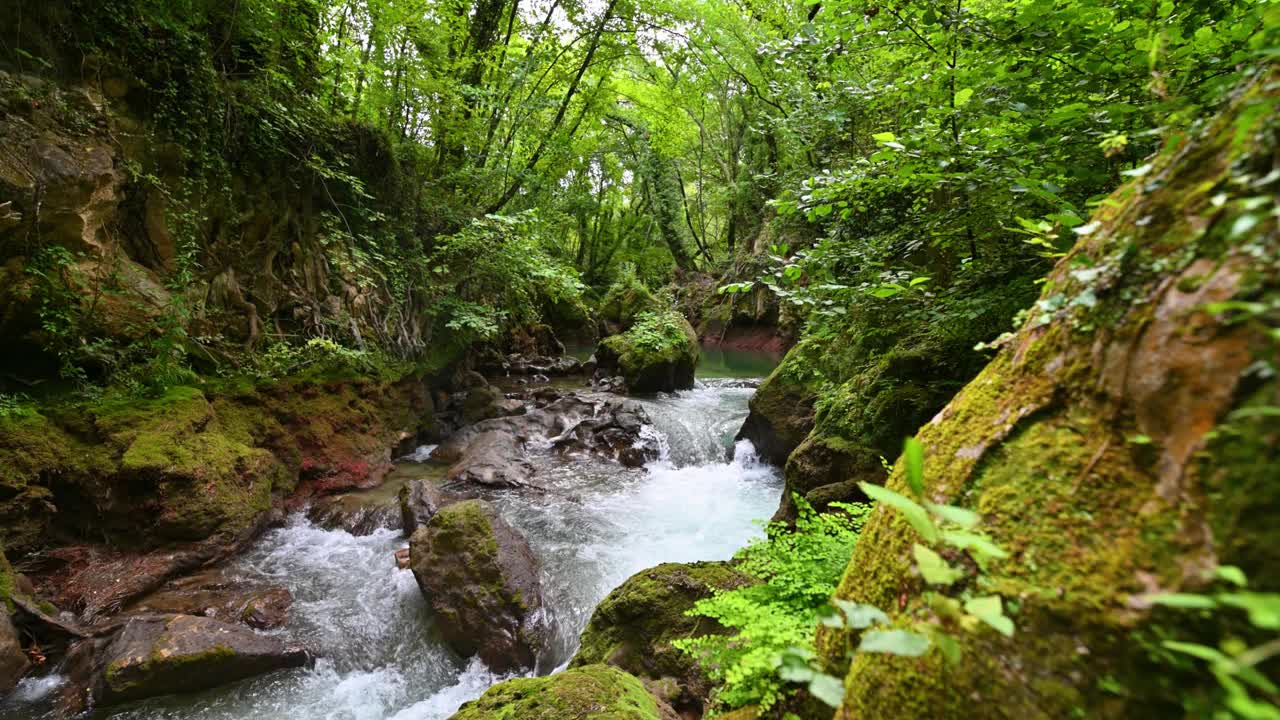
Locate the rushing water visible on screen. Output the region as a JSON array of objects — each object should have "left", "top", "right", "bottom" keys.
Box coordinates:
[{"left": 2, "top": 369, "right": 782, "bottom": 720}]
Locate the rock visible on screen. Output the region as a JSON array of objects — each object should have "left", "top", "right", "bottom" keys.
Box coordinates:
[
  {"left": 94, "top": 615, "right": 309, "bottom": 705},
  {"left": 596, "top": 315, "right": 699, "bottom": 394},
  {"left": 462, "top": 384, "right": 519, "bottom": 424},
  {"left": 572, "top": 562, "right": 755, "bottom": 714},
  {"left": 124, "top": 569, "right": 292, "bottom": 630},
  {"left": 0, "top": 609, "right": 30, "bottom": 694},
  {"left": 444, "top": 430, "right": 531, "bottom": 488},
  {"left": 409, "top": 500, "right": 545, "bottom": 672},
  {"left": 399, "top": 478, "right": 447, "bottom": 535},
  {"left": 823, "top": 76, "right": 1280, "bottom": 718},
  {"left": 450, "top": 664, "right": 672, "bottom": 720},
  {"left": 306, "top": 492, "right": 401, "bottom": 536},
  {"left": 394, "top": 548, "right": 410, "bottom": 570},
  {"left": 734, "top": 351, "right": 818, "bottom": 467},
  {"left": 240, "top": 589, "right": 291, "bottom": 631}
]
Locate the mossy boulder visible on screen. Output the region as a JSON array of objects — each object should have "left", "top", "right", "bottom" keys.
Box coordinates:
[
  {"left": 735, "top": 347, "right": 820, "bottom": 466},
  {"left": 94, "top": 614, "right": 309, "bottom": 706},
  {"left": 450, "top": 664, "right": 669, "bottom": 720},
  {"left": 597, "top": 312, "right": 699, "bottom": 393},
  {"left": 599, "top": 276, "right": 663, "bottom": 336},
  {"left": 824, "top": 74, "right": 1280, "bottom": 719},
  {"left": 572, "top": 561, "right": 756, "bottom": 712},
  {"left": 1, "top": 546, "right": 27, "bottom": 694},
  {"left": 409, "top": 500, "right": 545, "bottom": 672}
]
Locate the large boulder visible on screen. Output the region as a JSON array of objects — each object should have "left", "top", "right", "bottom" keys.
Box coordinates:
[
  {"left": 572, "top": 562, "right": 756, "bottom": 713},
  {"left": 597, "top": 312, "right": 699, "bottom": 393},
  {"left": 450, "top": 664, "right": 672, "bottom": 720},
  {"left": 94, "top": 614, "right": 308, "bottom": 705},
  {"left": 409, "top": 500, "right": 545, "bottom": 672},
  {"left": 734, "top": 348, "right": 819, "bottom": 467},
  {"left": 824, "top": 75, "right": 1280, "bottom": 718}
]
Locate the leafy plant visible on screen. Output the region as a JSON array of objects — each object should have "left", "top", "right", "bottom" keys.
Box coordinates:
[
  {"left": 777, "top": 436, "right": 1015, "bottom": 709},
  {"left": 674, "top": 499, "right": 871, "bottom": 713},
  {"left": 1149, "top": 568, "right": 1280, "bottom": 719}
]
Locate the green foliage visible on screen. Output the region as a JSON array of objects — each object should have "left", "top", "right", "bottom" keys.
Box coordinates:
[
  {"left": 620, "top": 310, "right": 690, "bottom": 354},
  {"left": 674, "top": 499, "right": 870, "bottom": 712},
  {"left": 779, "top": 435, "right": 1016, "bottom": 709},
  {"left": 1148, "top": 568, "right": 1280, "bottom": 719},
  {"left": 258, "top": 338, "right": 384, "bottom": 380},
  {"left": 424, "top": 212, "right": 586, "bottom": 345}
]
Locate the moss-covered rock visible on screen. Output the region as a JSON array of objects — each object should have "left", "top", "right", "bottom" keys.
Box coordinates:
[
  {"left": 0, "top": 373, "right": 436, "bottom": 557},
  {"left": 597, "top": 311, "right": 699, "bottom": 393},
  {"left": 95, "top": 614, "right": 309, "bottom": 706},
  {"left": 572, "top": 561, "right": 756, "bottom": 712},
  {"left": 0, "top": 544, "right": 27, "bottom": 694},
  {"left": 409, "top": 500, "right": 545, "bottom": 672},
  {"left": 824, "top": 73, "right": 1280, "bottom": 719},
  {"left": 450, "top": 664, "right": 667, "bottom": 720},
  {"left": 599, "top": 276, "right": 663, "bottom": 336},
  {"left": 735, "top": 347, "right": 819, "bottom": 467}
]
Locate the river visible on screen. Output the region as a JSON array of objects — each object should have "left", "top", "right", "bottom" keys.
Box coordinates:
[{"left": 1, "top": 354, "right": 782, "bottom": 720}]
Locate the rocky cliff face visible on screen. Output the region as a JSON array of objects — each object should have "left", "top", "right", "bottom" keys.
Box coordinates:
[{"left": 823, "top": 71, "right": 1279, "bottom": 719}]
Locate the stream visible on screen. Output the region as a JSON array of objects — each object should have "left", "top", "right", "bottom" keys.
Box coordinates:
[{"left": 2, "top": 352, "right": 782, "bottom": 720}]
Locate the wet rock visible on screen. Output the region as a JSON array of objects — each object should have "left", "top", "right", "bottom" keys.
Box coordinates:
[
  {"left": 462, "top": 384, "right": 521, "bottom": 424},
  {"left": 393, "top": 548, "right": 411, "bottom": 570},
  {"left": 572, "top": 562, "right": 756, "bottom": 715},
  {"left": 409, "top": 500, "right": 545, "bottom": 672},
  {"left": 94, "top": 614, "right": 309, "bottom": 706},
  {"left": 306, "top": 493, "right": 401, "bottom": 536},
  {"left": 450, "top": 664, "right": 673, "bottom": 720},
  {"left": 399, "top": 479, "right": 447, "bottom": 535},
  {"left": 124, "top": 569, "right": 292, "bottom": 631},
  {"left": 0, "top": 609, "right": 30, "bottom": 694},
  {"left": 734, "top": 358, "right": 817, "bottom": 467},
  {"left": 444, "top": 430, "right": 532, "bottom": 488}
]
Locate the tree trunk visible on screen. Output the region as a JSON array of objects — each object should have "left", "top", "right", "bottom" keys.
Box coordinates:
[{"left": 823, "top": 72, "right": 1279, "bottom": 719}]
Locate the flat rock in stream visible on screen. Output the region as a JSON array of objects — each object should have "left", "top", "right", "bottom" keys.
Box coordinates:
[
  {"left": 94, "top": 614, "right": 309, "bottom": 706},
  {"left": 409, "top": 500, "right": 545, "bottom": 672},
  {"left": 123, "top": 568, "right": 292, "bottom": 630}
]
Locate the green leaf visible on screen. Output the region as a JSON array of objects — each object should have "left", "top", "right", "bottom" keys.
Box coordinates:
[
  {"left": 942, "top": 530, "right": 1009, "bottom": 560},
  {"left": 954, "top": 88, "right": 974, "bottom": 107},
  {"left": 832, "top": 599, "right": 890, "bottom": 629},
  {"left": 964, "top": 596, "right": 1015, "bottom": 637},
  {"left": 807, "top": 673, "right": 846, "bottom": 708},
  {"left": 1216, "top": 565, "right": 1249, "bottom": 588},
  {"left": 1163, "top": 640, "right": 1232, "bottom": 665},
  {"left": 914, "top": 543, "right": 964, "bottom": 586},
  {"left": 932, "top": 631, "right": 963, "bottom": 665},
  {"left": 859, "top": 629, "right": 932, "bottom": 656},
  {"left": 1218, "top": 593, "right": 1280, "bottom": 629},
  {"left": 859, "top": 482, "right": 939, "bottom": 543},
  {"left": 872, "top": 131, "right": 897, "bottom": 143},
  {"left": 903, "top": 436, "right": 925, "bottom": 496},
  {"left": 927, "top": 503, "right": 980, "bottom": 528},
  {"left": 1148, "top": 593, "right": 1219, "bottom": 610}
]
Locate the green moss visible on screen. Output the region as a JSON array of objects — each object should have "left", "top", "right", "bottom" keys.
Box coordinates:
[
  {"left": 452, "top": 664, "right": 661, "bottom": 720},
  {"left": 821, "top": 74, "right": 1280, "bottom": 720},
  {"left": 572, "top": 561, "right": 754, "bottom": 681},
  {"left": 598, "top": 311, "right": 699, "bottom": 392},
  {"left": 0, "top": 544, "right": 13, "bottom": 608}
]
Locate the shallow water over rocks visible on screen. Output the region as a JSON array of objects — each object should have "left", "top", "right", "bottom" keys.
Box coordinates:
[{"left": 1, "top": 376, "right": 781, "bottom": 720}]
